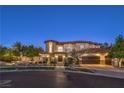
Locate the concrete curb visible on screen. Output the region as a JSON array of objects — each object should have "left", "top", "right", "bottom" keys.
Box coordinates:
[{"left": 0, "top": 70, "right": 56, "bottom": 73}]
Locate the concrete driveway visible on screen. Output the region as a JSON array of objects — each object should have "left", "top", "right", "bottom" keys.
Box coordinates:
[{"left": 79, "top": 64, "right": 124, "bottom": 79}]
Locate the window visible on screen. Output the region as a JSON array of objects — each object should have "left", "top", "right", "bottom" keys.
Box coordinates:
[
  {"left": 58, "top": 47, "right": 63, "bottom": 52},
  {"left": 80, "top": 45, "right": 84, "bottom": 49},
  {"left": 49, "top": 43, "right": 53, "bottom": 53},
  {"left": 65, "top": 47, "right": 73, "bottom": 52}
]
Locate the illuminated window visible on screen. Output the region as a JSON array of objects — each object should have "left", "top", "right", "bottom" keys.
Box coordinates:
[
  {"left": 80, "top": 45, "right": 84, "bottom": 49},
  {"left": 49, "top": 43, "right": 52, "bottom": 53},
  {"left": 65, "top": 47, "right": 73, "bottom": 52},
  {"left": 58, "top": 46, "right": 63, "bottom": 52}
]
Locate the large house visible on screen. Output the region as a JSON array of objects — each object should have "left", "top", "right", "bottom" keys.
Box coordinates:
[{"left": 40, "top": 40, "right": 111, "bottom": 66}]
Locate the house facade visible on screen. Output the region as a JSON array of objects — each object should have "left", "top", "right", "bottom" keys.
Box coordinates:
[{"left": 40, "top": 40, "right": 111, "bottom": 66}]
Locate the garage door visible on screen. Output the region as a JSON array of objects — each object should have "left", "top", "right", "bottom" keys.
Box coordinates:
[
  {"left": 105, "top": 56, "right": 112, "bottom": 65},
  {"left": 82, "top": 56, "right": 100, "bottom": 64}
]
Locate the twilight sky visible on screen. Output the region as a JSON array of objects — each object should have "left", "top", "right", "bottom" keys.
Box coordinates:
[{"left": 0, "top": 6, "right": 124, "bottom": 48}]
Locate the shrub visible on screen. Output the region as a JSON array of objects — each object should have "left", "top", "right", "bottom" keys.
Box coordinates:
[
  {"left": 121, "top": 61, "right": 124, "bottom": 66},
  {"left": 64, "top": 57, "right": 75, "bottom": 66},
  {"left": 0, "top": 56, "right": 20, "bottom": 62}
]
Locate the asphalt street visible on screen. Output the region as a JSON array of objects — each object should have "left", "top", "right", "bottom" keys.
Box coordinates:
[{"left": 0, "top": 71, "right": 124, "bottom": 88}]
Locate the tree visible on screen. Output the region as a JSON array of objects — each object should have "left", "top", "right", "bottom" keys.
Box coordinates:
[
  {"left": 101, "top": 42, "right": 110, "bottom": 48},
  {"left": 108, "top": 35, "right": 124, "bottom": 67},
  {"left": 67, "top": 49, "right": 81, "bottom": 66},
  {"left": 37, "top": 47, "right": 44, "bottom": 52},
  {"left": 13, "top": 42, "right": 23, "bottom": 51},
  {"left": 12, "top": 42, "right": 23, "bottom": 56},
  {"left": 0, "top": 43, "right": 44, "bottom": 62},
  {"left": 0, "top": 48, "right": 18, "bottom": 62},
  {"left": 0, "top": 45, "right": 6, "bottom": 57},
  {"left": 0, "top": 45, "right": 7, "bottom": 60},
  {"left": 22, "top": 45, "right": 42, "bottom": 61}
]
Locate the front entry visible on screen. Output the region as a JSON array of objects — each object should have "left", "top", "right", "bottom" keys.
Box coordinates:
[
  {"left": 57, "top": 55, "right": 64, "bottom": 66},
  {"left": 58, "top": 55, "right": 63, "bottom": 62}
]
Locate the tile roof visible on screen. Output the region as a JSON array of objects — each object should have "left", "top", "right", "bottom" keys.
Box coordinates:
[
  {"left": 44, "top": 40, "right": 101, "bottom": 45},
  {"left": 79, "top": 48, "right": 110, "bottom": 53}
]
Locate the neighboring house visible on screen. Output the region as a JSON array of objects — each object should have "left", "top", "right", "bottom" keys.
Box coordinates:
[{"left": 40, "top": 40, "right": 111, "bottom": 66}]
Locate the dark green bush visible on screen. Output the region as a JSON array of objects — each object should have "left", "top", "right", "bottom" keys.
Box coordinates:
[
  {"left": 121, "top": 61, "right": 124, "bottom": 66},
  {"left": 0, "top": 56, "right": 19, "bottom": 62}
]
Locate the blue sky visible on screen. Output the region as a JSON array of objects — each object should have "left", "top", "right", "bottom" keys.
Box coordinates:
[{"left": 0, "top": 6, "right": 124, "bottom": 48}]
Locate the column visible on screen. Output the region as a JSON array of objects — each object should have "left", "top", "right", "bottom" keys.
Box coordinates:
[{"left": 100, "top": 54, "right": 106, "bottom": 65}]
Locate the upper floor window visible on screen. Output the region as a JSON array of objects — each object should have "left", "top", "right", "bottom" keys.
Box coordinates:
[
  {"left": 58, "top": 46, "right": 63, "bottom": 52},
  {"left": 65, "top": 47, "right": 73, "bottom": 52},
  {"left": 80, "top": 45, "right": 84, "bottom": 50},
  {"left": 49, "top": 42, "right": 53, "bottom": 53}
]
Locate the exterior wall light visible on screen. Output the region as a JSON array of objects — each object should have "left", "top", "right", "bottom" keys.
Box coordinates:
[{"left": 96, "top": 53, "right": 100, "bottom": 56}]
